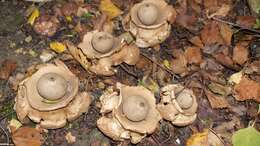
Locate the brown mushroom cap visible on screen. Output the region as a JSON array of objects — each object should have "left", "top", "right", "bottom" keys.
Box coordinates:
[
  {"left": 37, "top": 73, "right": 68, "bottom": 101},
  {"left": 137, "top": 3, "right": 159, "bottom": 26},
  {"left": 91, "top": 32, "right": 115, "bottom": 54},
  {"left": 122, "top": 96, "right": 149, "bottom": 122}
]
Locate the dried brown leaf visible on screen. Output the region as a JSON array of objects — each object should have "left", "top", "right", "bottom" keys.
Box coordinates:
[
  {"left": 232, "top": 42, "right": 249, "bottom": 65},
  {"left": 0, "top": 59, "right": 17, "bottom": 80},
  {"left": 200, "top": 22, "right": 224, "bottom": 45},
  {"left": 171, "top": 50, "right": 188, "bottom": 74},
  {"left": 234, "top": 77, "right": 260, "bottom": 102},
  {"left": 176, "top": 13, "right": 197, "bottom": 31},
  {"left": 236, "top": 16, "right": 256, "bottom": 28},
  {"left": 185, "top": 46, "right": 203, "bottom": 64},
  {"left": 205, "top": 89, "right": 230, "bottom": 109},
  {"left": 12, "top": 127, "right": 44, "bottom": 146},
  {"left": 214, "top": 53, "right": 234, "bottom": 67},
  {"left": 189, "top": 36, "right": 204, "bottom": 48},
  {"left": 219, "top": 23, "right": 233, "bottom": 46},
  {"left": 208, "top": 4, "right": 231, "bottom": 18}
]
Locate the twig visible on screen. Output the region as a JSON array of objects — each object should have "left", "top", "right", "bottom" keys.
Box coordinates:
[
  {"left": 140, "top": 52, "right": 176, "bottom": 77},
  {"left": 0, "top": 124, "right": 10, "bottom": 145},
  {"left": 212, "top": 17, "right": 260, "bottom": 35}
]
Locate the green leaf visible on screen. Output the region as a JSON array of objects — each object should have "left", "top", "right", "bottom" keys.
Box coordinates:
[{"left": 232, "top": 127, "right": 260, "bottom": 146}]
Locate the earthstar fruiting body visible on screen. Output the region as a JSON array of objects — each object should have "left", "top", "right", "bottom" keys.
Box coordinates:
[
  {"left": 97, "top": 83, "right": 161, "bottom": 143},
  {"left": 157, "top": 84, "right": 198, "bottom": 126},
  {"left": 14, "top": 60, "right": 91, "bottom": 129},
  {"left": 67, "top": 31, "right": 140, "bottom": 76},
  {"left": 124, "top": 0, "right": 176, "bottom": 48}
]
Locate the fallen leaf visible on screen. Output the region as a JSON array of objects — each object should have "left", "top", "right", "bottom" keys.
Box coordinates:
[
  {"left": 0, "top": 59, "right": 17, "bottom": 80},
  {"left": 50, "top": 41, "right": 66, "bottom": 53},
  {"left": 200, "top": 22, "right": 224, "bottom": 45},
  {"left": 186, "top": 129, "right": 224, "bottom": 146},
  {"left": 219, "top": 23, "right": 233, "bottom": 45},
  {"left": 185, "top": 46, "right": 203, "bottom": 64},
  {"left": 163, "top": 60, "right": 171, "bottom": 70},
  {"left": 189, "top": 36, "right": 204, "bottom": 48},
  {"left": 99, "top": 0, "right": 122, "bottom": 20},
  {"left": 228, "top": 71, "right": 243, "bottom": 84},
  {"left": 208, "top": 4, "right": 231, "bottom": 18},
  {"left": 176, "top": 13, "right": 198, "bottom": 31},
  {"left": 214, "top": 53, "right": 234, "bottom": 67},
  {"left": 65, "top": 132, "right": 76, "bottom": 144},
  {"left": 236, "top": 16, "right": 256, "bottom": 28},
  {"left": 234, "top": 76, "right": 260, "bottom": 102},
  {"left": 244, "top": 60, "right": 260, "bottom": 75},
  {"left": 12, "top": 127, "right": 44, "bottom": 146},
  {"left": 208, "top": 82, "right": 231, "bottom": 96},
  {"left": 232, "top": 42, "right": 249, "bottom": 65},
  {"left": 8, "top": 119, "right": 22, "bottom": 133},
  {"left": 232, "top": 127, "right": 260, "bottom": 146},
  {"left": 205, "top": 89, "right": 230, "bottom": 109},
  {"left": 28, "top": 8, "right": 40, "bottom": 25},
  {"left": 171, "top": 52, "right": 188, "bottom": 75}
]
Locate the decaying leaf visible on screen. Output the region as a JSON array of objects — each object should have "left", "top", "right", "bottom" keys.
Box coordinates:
[
  {"left": 186, "top": 129, "right": 224, "bottom": 146},
  {"left": 232, "top": 127, "right": 260, "bottom": 146},
  {"left": 12, "top": 127, "right": 44, "bottom": 146},
  {"left": 232, "top": 42, "right": 249, "bottom": 65},
  {"left": 100, "top": 0, "right": 122, "bottom": 20},
  {"left": 208, "top": 4, "right": 231, "bottom": 18},
  {"left": 200, "top": 22, "right": 224, "bottom": 45},
  {"left": 236, "top": 16, "right": 256, "bottom": 28},
  {"left": 50, "top": 41, "right": 67, "bottom": 53},
  {"left": 0, "top": 59, "right": 17, "bottom": 80},
  {"left": 185, "top": 46, "right": 203, "bottom": 64},
  {"left": 208, "top": 82, "right": 231, "bottom": 96},
  {"left": 219, "top": 23, "right": 233, "bottom": 46},
  {"left": 205, "top": 89, "right": 230, "bottom": 109},
  {"left": 189, "top": 36, "right": 204, "bottom": 48},
  {"left": 234, "top": 76, "right": 260, "bottom": 102}
]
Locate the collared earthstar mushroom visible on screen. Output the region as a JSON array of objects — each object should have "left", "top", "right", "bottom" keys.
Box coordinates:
[
  {"left": 157, "top": 84, "right": 198, "bottom": 126},
  {"left": 124, "top": 0, "right": 176, "bottom": 48},
  {"left": 97, "top": 83, "right": 161, "bottom": 143},
  {"left": 66, "top": 32, "right": 140, "bottom": 76},
  {"left": 77, "top": 30, "right": 122, "bottom": 59},
  {"left": 14, "top": 60, "right": 92, "bottom": 129}
]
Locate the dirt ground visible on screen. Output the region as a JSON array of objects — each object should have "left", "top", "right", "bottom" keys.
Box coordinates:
[{"left": 0, "top": 0, "right": 260, "bottom": 146}]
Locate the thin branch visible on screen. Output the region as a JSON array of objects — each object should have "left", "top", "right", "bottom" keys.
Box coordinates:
[
  {"left": 212, "top": 17, "right": 260, "bottom": 35},
  {"left": 119, "top": 64, "right": 138, "bottom": 78}
]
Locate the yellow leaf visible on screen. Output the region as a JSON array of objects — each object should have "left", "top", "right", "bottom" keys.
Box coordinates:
[
  {"left": 28, "top": 8, "right": 40, "bottom": 25},
  {"left": 186, "top": 129, "right": 224, "bottom": 146},
  {"left": 66, "top": 16, "right": 72, "bottom": 22},
  {"left": 99, "top": 0, "right": 122, "bottom": 20},
  {"left": 163, "top": 60, "right": 171, "bottom": 69},
  {"left": 8, "top": 119, "right": 22, "bottom": 133},
  {"left": 50, "top": 42, "right": 66, "bottom": 53}
]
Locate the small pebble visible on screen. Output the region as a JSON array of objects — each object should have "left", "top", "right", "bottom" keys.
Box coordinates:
[
  {"left": 40, "top": 50, "right": 56, "bottom": 62},
  {"left": 25, "top": 35, "right": 32, "bottom": 43}
]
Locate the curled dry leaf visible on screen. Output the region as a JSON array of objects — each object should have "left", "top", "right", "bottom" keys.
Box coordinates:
[
  {"left": 12, "top": 127, "right": 44, "bottom": 146},
  {"left": 232, "top": 42, "right": 249, "bottom": 65},
  {"left": 0, "top": 59, "right": 17, "bottom": 80},
  {"left": 205, "top": 89, "right": 230, "bottom": 109},
  {"left": 219, "top": 23, "right": 233, "bottom": 46},
  {"left": 234, "top": 76, "right": 260, "bottom": 102}
]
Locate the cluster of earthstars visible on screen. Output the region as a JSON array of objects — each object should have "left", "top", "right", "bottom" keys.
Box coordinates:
[{"left": 14, "top": 0, "right": 198, "bottom": 144}]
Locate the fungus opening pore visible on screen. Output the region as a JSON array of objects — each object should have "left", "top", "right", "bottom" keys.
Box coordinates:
[
  {"left": 137, "top": 3, "right": 159, "bottom": 26},
  {"left": 176, "top": 90, "right": 193, "bottom": 109},
  {"left": 91, "top": 32, "right": 115, "bottom": 54}
]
